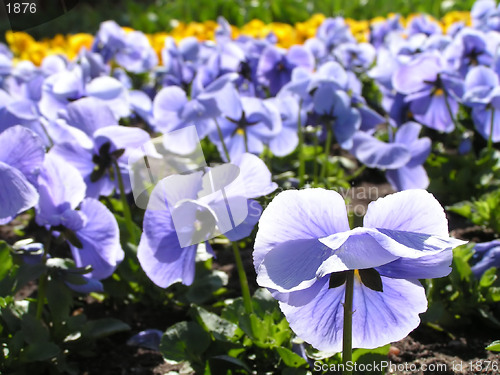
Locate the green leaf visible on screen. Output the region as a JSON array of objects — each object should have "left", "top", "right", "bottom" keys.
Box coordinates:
[
  {"left": 252, "top": 288, "right": 279, "bottom": 315},
  {"left": 46, "top": 278, "right": 73, "bottom": 322},
  {"left": 21, "top": 341, "right": 60, "bottom": 362},
  {"left": 21, "top": 313, "right": 49, "bottom": 344},
  {"left": 211, "top": 355, "right": 251, "bottom": 372},
  {"left": 480, "top": 267, "right": 498, "bottom": 288},
  {"left": 486, "top": 340, "right": 500, "bottom": 352},
  {"left": 192, "top": 306, "right": 239, "bottom": 342},
  {"left": 352, "top": 344, "right": 391, "bottom": 375},
  {"left": 160, "top": 321, "right": 210, "bottom": 363},
  {"left": 352, "top": 344, "right": 391, "bottom": 362},
  {"left": 186, "top": 270, "right": 228, "bottom": 304},
  {"left": 83, "top": 318, "right": 130, "bottom": 339},
  {"left": 489, "top": 287, "right": 500, "bottom": 302},
  {"left": 452, "top": 245, "right": 474, "bottom": 282},
  {"left": 276, "top": 346, "right": 308, "bottom": 368},
  {"left": 0, "top": 241, "right": 13, "bottom": 280},
  {"left": 15, "top": 263, "right": 46, "bottom": 292},
  {"left": 447, "top": 202, "right": 472, "bottom": 218},
  {"left": 115, "top": 213, "right": 142, "bottom": 246}
]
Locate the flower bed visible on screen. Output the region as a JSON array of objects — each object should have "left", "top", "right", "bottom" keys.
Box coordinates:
[{"left": 1, "top": 1, "right": 500, "bottom": 374}]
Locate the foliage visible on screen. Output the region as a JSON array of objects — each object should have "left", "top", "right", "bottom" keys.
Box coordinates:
[
  {"left": 448, "top": 188, "right": 500, "bottom": 234},
  {"left": 424, "top": 244, "right": 500, "bottom": 330},
  {"left": 160, "top": 287, "right": 390, "bottom": 373},
  {"left": 0, "top": 241, "right": 130, "bottom": 374}
]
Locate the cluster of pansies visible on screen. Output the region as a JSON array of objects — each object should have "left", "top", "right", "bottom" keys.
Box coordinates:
[{"left": 1, "top": 0, "right": 500, "bottom": 358}]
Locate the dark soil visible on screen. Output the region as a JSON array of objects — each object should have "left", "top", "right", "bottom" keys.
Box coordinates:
[{"left": 390, "top": 325, "right": 500, "bottom": 375}]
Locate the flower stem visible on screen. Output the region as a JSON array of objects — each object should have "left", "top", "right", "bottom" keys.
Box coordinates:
[
  {"left": 36, "top": 233, "right": 52, "bottom": 320},
  {"left": 113, "top": 161, "right": 137, "bottom": 245},
  {"left": 443, "top": 91, "right": 466, "bottom": 134},
  {"left": 343, "top": 270, "right": 355, "bottom": 375},
  {"left": 243, "top": 129, "right": 249, "bottom": 153},
  {"left": 313, "top": 128, "right": 319, "bottom": 185},
  {"left": 232, "top": 242, "right": 253, "bottom": 315},
  {"left": 320, "top": 126, "right": 333, "bottom": 184},
  {"left": 297, "top": 100, "right": 305, "bottom": 187},
  {"left": 215, "top": 118, "right": 231, "bottom": 162},
  {"left": 488, "top": 108, "right": 495, "bottom": 153}
]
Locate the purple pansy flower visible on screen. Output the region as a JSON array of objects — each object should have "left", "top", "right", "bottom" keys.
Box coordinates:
[
  {"left": 127, "top": 329, "right": 163, "bottom": 351},
  {"left": 471, "top": 240, "right": 500, "bottom": 277},
  {"left": 392, "top": 52, "right": 463, "bottom": 133},
  {"left": 0, "top": 43, "right": 13, "bottom": 84},
  {"left": 209, "top": 96, "right": 282, "bottom": 161},
  {"left": 369, "top": 15, "right": 403, "bottom": 48},
  {"left": 152, "top": 74, "right": 240, "bottom": 154},
  {"left": 310, "top": 81, "right": 361, "bottom": 149},
  {"left": 406, "top": 15, "right": 442, "bottom": 37},
  {"left": 115, "top": 30, "right": 158, "bottom": 74},
  {"left": 40, "top": 65, "right": 130, "bottom": 121},
  {"left": 267, "top": 95, "right": 306, "bottom": 156},
  {"left": 316, "top": 17, "right": 355, "bottom": 52},
  {"left": 350, "top": 122, "right": 431, "bottom": 191},
  {"left": 257, "top": 45, "right": 314, "bottom": 95},
  {"left": 444, "top": 28, "right": 494, "bottom": 77},
  {"left": 334, "top": 42, "right": 376, "bottom": 72},
  {"left": 471, "top": 0, "right": 500, "bottom": 32},
  {"left": 138, "top": 153, "right": 276, "bottom": 288},
  {"left": 254, "top": 188, "right": 465, "bottom": 351},
  {"left": 92, "top": 20, "right": 157, "bottom": 73},
  {"left": 463, "top": 65, "right": 500, "bottom": 142},
  {"left": 50, "top": 97, "right": 151, "bottom": 197},
  {"left": 36, "top": 154, "right": 124, "bottom": 281},
  {"left": 160, "top": 37, "right": 200, "bottom": 88},
  {"left": 0, "top": 126, "right": 44, "bottom": 223}
]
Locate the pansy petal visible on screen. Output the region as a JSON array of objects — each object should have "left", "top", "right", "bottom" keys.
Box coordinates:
[
  {"left": 224, "top": 200, "right": 261, "bottom": 242},
  {"left": 231, "top": 153, "right": 277, "bottom": 199},
  {"left": 71, "top": 198, "right": 123, "bottom": 280},
  {"left": 137, "top": 179, "right": 198, "bottom": 287},
  {"left": 392, "top": 54, "right": 440, "bottom": 94},
  {"left": 386, "top": 165, "right": 429, "bottom": 191},
  {"left": 153, "top": 86, "right": 187, "bottom": 130},
  {"left": 277, "top": 276, "right": 427, "bottom": 352},
  {"left": 94, "top": 125, "right": 151, "bottom": 158},
  {"left": 276, "top": 277, "right": 345, "bottom": 351},
  {"left": 377, "top": 249, "right": 452, "bottom": 279},
  {"left": 269, "top": 126, "right": 299, "bottom": 157},
  {"left": 412, "top": 94, "right": 456, "bottom": 133},
  {"left": 66, "top": 277, "right": 104, "bottom": 294},
  {"left": 0, "top": 126, "right": 45, "bottom": 183},
  {"left": 63, "top": 97, "right": 116, "bottom": 136},
  {"left": 394, "top": 121, "right": 422, "bottom": 145},
  {"left": 0, "top": 161, "right": 38, "bottom": 219},
  {"left": 350, "top": 277, "right": 427, "bottom": 350},
  {"left": 49, "top": 142, "right": 94, "bottom": 177},
  {"left": 363, "top": 189, "right": 449, "bottom": 236},
  {"left": 36, "top": 154, "right": 86, "bottom": 225},
  {"left": 368, "top": 228, "right": 465, "bottom": 258},
  {"left": 350, "top": 131, "right": 411, "bottom": 169},
  {"left": 254, "top": 189, "right": 350, "bottom": 270},
  {"left": 258, "top": 239, "right": 334, "bottom": 292},
  {"left": 318, "top": 229, "right": 400, "bottom": 275}
]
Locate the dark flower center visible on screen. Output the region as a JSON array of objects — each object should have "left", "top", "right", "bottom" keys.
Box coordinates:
[
  {"left": 226, "top": 111, "right": 260, "bottom": 135},
  {"left": 90, "top": 142, "right": 125, "bottom": 182},
  {"left": 329, "top": 268, "right": 383, "bottom": 292},
  {"left": 239, "top": 61, "right": 252, "bottom": 81}
]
